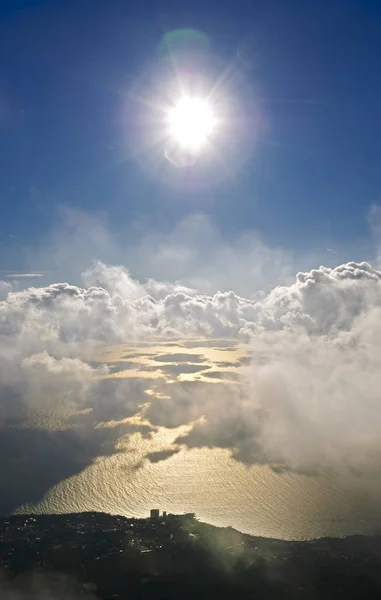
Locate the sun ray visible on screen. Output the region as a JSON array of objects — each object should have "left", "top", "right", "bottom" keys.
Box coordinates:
[
  {"left": 206, "top": 57, "right": 240, "bottom": 102},
  {"left": 127, "top": 90, "right": 169, "bottom": 114}
]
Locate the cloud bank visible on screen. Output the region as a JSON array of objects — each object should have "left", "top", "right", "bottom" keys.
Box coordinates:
[{"left": 1, "top": 258, "right": 381, "bottom": 512}]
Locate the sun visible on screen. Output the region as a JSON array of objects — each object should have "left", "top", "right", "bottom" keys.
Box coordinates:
[{"left": 167, "top": 96, "right": 216, "bottom": 152}]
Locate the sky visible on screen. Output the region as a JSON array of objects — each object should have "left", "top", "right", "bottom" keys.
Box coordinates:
[
  {"left": 1, "top": 0, "right": 381, "bottom": 284},
  {"left": 3, "top": 0, "right": 381, "bottom": 530}
]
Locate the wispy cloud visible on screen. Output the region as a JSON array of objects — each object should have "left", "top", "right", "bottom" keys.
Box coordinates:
[
  {"left": 4, "top": 273, "right": 46, "bottom": 279},
  {"left": 27, "top": 207, "right": 332, "bottom": 297}
]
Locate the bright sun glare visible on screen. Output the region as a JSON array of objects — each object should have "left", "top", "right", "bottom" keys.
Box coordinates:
[{"left": 167, "top": 96, "right": 216, "bottom": 152}]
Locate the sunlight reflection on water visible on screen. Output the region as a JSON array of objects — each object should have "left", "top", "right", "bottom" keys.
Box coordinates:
[{"left": 17, "top": 340, "right": 381, "bottom": 540}]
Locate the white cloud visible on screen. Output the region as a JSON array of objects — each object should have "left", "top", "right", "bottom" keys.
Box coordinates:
[
  {"left": 0, "top": 266, "right": 261, "bottom": 346},
  {"left": 2, "top": 258, "right": 381, "bottom": 356},
  {"left": 0, "top": 279, "right": 12, "bottom": 300},
  {"left": 242, "top": 261, "right": 381, "bottom": 336},
  {"left": 142, "top": 261, "right": 381, "bottom": 473},
  {"left": 82, "top": 260, "right": 195, "bottom": 300},
  {"left": 2, "top": 257, "right": 381, "bottom": 513}
]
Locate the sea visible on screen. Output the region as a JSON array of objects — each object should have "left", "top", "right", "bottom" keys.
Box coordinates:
[{"left": 15, "top": 340, "right": 381, "bottom": 541}]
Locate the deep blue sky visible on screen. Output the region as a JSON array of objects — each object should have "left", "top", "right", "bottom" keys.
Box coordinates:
[{"left": 1, "top": 0, "right": 381, "bottom": 274}]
